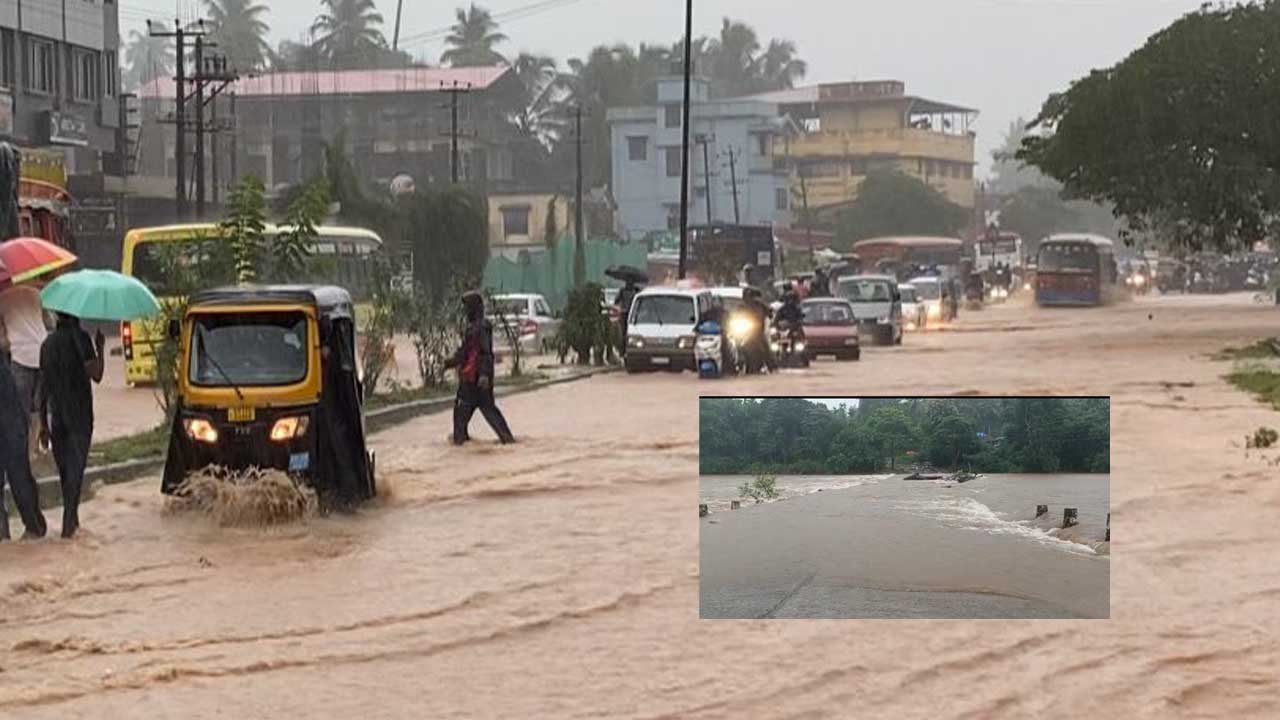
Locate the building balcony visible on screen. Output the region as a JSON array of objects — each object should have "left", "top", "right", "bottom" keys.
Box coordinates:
[{"left": 785, "top": 127, "right": 974, "bottom": 163}]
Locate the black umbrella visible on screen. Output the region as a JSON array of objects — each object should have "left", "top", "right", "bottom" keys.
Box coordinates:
[{"left": 605, "top": 265, "right": 648, "bottom": 284}]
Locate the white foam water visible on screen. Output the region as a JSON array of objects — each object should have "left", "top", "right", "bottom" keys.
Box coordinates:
[{"left": 900, "top": 496, "right": 1099, "bottom": 556}]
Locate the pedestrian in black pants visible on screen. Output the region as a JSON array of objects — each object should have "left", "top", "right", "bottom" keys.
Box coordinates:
[
  {"left": 37, "top": 312, "right": 103, "bottom": 539},
  {"left": 1, "top": 337, "right": 48, "bottom": 541},
  {"left": 445, "top": 293, "right": 515, "bottom": 446}
]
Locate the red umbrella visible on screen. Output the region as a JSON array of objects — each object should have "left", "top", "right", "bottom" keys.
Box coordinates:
[{"left": 0, "top": 237, "right": 78, "bottom": 287}]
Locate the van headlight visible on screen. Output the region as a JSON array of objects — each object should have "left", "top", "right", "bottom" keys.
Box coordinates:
[
  {"left": 628, "top": 336, "right": 645, "bottom": 349},
  {"left": 270, "top": 416, "right": 310, "bottom": 442},
  {"left": 794, "top": 342, "right": 806, "bottom": 352},
  {"left": 877, "top": 316, "right": 890, "bottom": 324},
  {"left": 928, "top": 304, "right": 942, "bottom": 319},
  {"left": 677, "top": 335, "right": 695, "bottom": 350},
  {"left": 184, "top": 418, "right": 219, "bottom": 444}
]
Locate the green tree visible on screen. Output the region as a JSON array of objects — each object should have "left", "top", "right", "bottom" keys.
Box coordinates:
[
  {"left": 1017, "top": 2, "right": 1280, "bottom": 251},
  {"left": 865, "top": 405, "right": 916, "bottom": 471},
  {"left": 273, "top": 178, "right": 330, "bottom": 282},
  {"left": 122, "top": 28, "right": 175, "bottom": 91},
  {"left": 441, "top": 3, "right": 508, "bottom": 67},
  {"left": 204, "top": 0, "right": 272, "bottom": 72},
  {"left": 835, "top": 170, "right": 969, "bottom": 250},
  {"left": 311, "top": 0, "right": 387, "bottom": 68},
  {"left": 221, "top": 176, "right": 267, "bottom": 283}
]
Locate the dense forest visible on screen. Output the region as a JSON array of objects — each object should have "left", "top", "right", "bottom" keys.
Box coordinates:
[{"left": 700, "top": 398, "right": 1110, "bottom": 475}]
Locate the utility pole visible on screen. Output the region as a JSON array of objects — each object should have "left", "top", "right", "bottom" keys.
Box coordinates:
[
  {"left": 727, "top": 146, "right": 741, "bottom": 224},
  {"left": 798, "top": 172, "right": 812, "bottom": 262},
  {"left": 696, "top": 134, "right": 713, "bottom": 225},
  {"left": 574, "top": 104, "right": 586, "bottom": 286},
  {"left": 149, "top": 19, "right": 204, "bottom": 217},
  {"left": 210, "top": 94, "right": 219, "bottom": 205},
  {"left": 188, "top": 51, "right": 237, "bottom": 215},
  {"left": 229, "top": 92, "right": 239, "bottom": 190},
  {"left": 393, "top": 0, "right": 404, "bottom": 51},
  {"left": 194, "top": 35, "right": 206, "bottom": 217},
  {"left": 439, "top": 81, "right": 472, "bottom": 183},
  {"left": 676, "top": 0, "right": 694, "bottom": 279}
]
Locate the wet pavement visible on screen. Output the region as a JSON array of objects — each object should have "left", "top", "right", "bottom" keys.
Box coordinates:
[{"left": 2, "top": 292, "right": 1279, "bottom": 718}]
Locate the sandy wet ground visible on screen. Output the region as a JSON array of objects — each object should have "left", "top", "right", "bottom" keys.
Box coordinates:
[{"left": 2, "top": 292, "right": 1279, "bottom": 718}]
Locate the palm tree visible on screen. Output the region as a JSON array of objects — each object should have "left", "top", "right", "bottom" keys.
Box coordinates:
[
  {"left": 708, "top": 18, "right": 760, "bottom": 97},
  {"left": 508, "top": 53, "right": 566, "bottom": 146},
  {"left": 440, "top": 4, "right": 508, "bottom": 67},
  {"left": 311, "top": 0, "right": 388, "bottom": 69},
  {"left": 204, "top": 0, "right": 271, "bottom": 72},
  {"left": 755, "top": 39, "right": 807, "bottom": 91},
  {"left": 123, "top": 28, "right": 175, "bottom": 91}
]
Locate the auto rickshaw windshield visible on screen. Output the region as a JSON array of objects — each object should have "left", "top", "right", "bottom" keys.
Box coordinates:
[{"left": 189, "top": 312, "right": 310, "bottom": 387}]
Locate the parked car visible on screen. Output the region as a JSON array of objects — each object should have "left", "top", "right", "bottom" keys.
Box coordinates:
[
  {"left": 898, "top": 283, "right": 927, "bottom": 331},
  {"left": 801, "top": 298, "right": 860, "bottom": 360},
  {"left": 835, "top": 274, "right": 904, "bottom": 345},
  {"left": 490, "top": 293, "right": 560, "bottom": 354},
  {"left": 624, "top": 287, "right": 715, "bottom": 373},
  {"left": 906, "top": 276, "right": 953, "bottom": 324}
]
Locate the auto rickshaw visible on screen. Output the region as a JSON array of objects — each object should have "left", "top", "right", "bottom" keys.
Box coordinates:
[{"left": 160, "top": 285, "right": 376, "bottom": 506}]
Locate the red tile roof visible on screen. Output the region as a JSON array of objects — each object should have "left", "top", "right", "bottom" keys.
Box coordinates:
[{"left": 138, "top": 66, "right": 510, "bottom": 99}]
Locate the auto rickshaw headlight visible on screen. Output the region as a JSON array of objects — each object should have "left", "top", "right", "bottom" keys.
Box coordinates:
[
  {"left": 270, "top": 416, "right": 309, "bottom": 442},
  {"left": 184, "top": 418, "right": 219, "bottom": 444}
]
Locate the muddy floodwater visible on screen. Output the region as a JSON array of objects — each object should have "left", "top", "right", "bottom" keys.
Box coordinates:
[
  {"left": 2, "top": 293, "right": 1279, "bottom": 717},
  {"left": 700, "top": 474, "right": 1109, "bottom": 618}
]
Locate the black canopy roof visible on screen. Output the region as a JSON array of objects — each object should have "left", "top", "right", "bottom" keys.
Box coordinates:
[{"left": 188, "top": 285, "right": 354, "bottom": 318}]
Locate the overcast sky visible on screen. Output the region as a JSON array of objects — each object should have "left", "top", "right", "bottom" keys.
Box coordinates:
[{"left": 125, "top": 0, "right": 1207, "bottom": 171}]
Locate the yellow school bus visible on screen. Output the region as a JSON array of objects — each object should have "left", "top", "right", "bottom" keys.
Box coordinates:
[{"left": 120, "top": 223, "right": 384, "bottom": 384}]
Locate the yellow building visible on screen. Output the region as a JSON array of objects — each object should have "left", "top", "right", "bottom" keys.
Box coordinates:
[
  {"left": 750, "top": 81, "right": 977, "bottom": 216},
  {"left": 488, "top": 193, "right": 571, "bottom": 253}
]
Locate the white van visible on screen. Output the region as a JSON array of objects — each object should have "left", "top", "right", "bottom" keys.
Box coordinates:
[
  {"left": 835, "top": 274, "right": 904, "bottom": 345},
  {"left": 625, "top": 287, "right": 715, "bottom": 373}
]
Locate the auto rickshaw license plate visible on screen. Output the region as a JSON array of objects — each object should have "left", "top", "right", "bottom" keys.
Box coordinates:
[{"left": 228, "top": 407, "right": 256, "bottom": 423}]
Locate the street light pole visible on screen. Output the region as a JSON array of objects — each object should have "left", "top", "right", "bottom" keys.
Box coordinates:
[{"left": 676, "top": 0, "right": 694, "bottom": 280}]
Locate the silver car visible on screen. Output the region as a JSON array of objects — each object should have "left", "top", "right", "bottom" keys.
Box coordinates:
[
  {"left": 898, "top": 284, "right": 927, "bottom": 331},
  {"left": 490, "top": 293, "right": 560, "bottom": 354}
]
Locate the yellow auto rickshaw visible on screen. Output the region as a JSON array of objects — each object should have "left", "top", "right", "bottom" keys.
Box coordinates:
[{"left": 161, "top": 285, "right": 376, "bottom": 505}]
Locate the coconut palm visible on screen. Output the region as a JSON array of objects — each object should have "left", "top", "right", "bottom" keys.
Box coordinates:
[
  {"left": 311, "top": 0, "right": 388, "bottom": 69},
  {"left": 707, "top": 18, "right": 761, "bottom": 97},
  {"left": 204, "top": 0, "right": 272, "bottom": 72},
  {"left": 440, "top": 4, "right": 508, "bottom": 67},
  {"left": 755, "top": 39, "right": 807, "bottom": 91},
  {"left": 508, "top": 53, "right": 566, "bottom": 147},
  {"left": 123, "top": 28, "right": 175, "bottom": 91}
]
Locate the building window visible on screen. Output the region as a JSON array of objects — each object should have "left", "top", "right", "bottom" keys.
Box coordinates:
[
  {"left": 627, "top": 136, "right": 647, "bottom": 161},
  {"left": 755, "top": 133, "right": 770, "bottom": 157},
  {"left": 25, "top": 38, "right": 56, "bottom": 95},
  {"left": 665, "top": 205, "right": 680, "bottom": 230},
  {"left": 103, "top": 51, "right": 117, "bottom": 97},
  {"left": 665, "top": 147, "right": 683, "bottom": 178},
  {"left": 0, "top": 30, "right": 16, "bottom": 88},
  {"left": 502, "top": 206, "right": 531, "bottom": 239},
  {"left": 798, "top": 161, "right": 840, "bottom": 179},
  {"left": 775, "top": 187, "right": 789, "bottom": 211},
  {"left": 664, "top": 104, "right": 681, "bottom": 129},
  {"left": 73, "top": 48, "right": 100, "bottom": 102}
]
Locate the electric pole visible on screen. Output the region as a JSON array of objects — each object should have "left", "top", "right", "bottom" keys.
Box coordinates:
[
  {"left": 189, "top": 52, "right": 237, "bottom": 215},
  {"left": 194, "top": 35, "right": 206, "bottom": 216},
  {"left": 393, "top": 0, "right": 405, "bottom": 51},
  {"left": 439, "top": 81, "right": 472, "bottom": 183},
  {"left": 229, "top": 92, "right": 239, "bottom": 190},
  {"left": 727, "top": 146, "right": 741, "bottom": 224},
  {"left": 676, "top": 0, "right": 694, "bottom": 280},
  {"left": 696, "top": 134, "right": 713, "bottom": 225},
  {"left": 148, "top": 18, "right": 205, "bottom": 217},
  {"left": 210, "top": 93, "right": 219, "bottom": 205},
  {"left": 574, "top": 104, "right": 586, "bottom": 286}
]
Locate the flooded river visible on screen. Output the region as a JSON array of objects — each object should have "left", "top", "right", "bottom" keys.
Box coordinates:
[
  {"left": 701, "top": 474, "right": 1109, "bottom": 618},
  {"left": 2, "top": 293, "right": 1279, "bottom": 717}
]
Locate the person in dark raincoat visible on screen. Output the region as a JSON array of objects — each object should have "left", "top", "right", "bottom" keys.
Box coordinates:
[
  {"left": 615, "top": 279, "right": 641, "bottom": 357},
  {"left": 37, "top": 312, "right": 104, "bottom": 539},
  {"left": 1, "top": 320, "right": 48, "bottom": 541},
  {"left": 445, "top": 292, "right": 516, "bottom": 445}
]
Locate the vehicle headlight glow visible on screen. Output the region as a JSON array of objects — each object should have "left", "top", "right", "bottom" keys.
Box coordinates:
[
  {"left": 628, "top": 336, "right": 645, "bottom": 349},
  {"left": 677, "top": 335, "right": 695, "bottom": 350},
  {"left": 794, "top": 342, "right": 806, "bottom": 352},
  {"left": 728, "top": 315, "right": 755, "bottom": 339},
  {"left": 270, "top": 416, "right": 310, "bottom": 442},
  {"left": 770, "top": 342, "right": 780, "bottom": 352},
  {"left": 928, "top": 304, "right": 942, "bottom": 318},
  {"left": 184, "top": 418, "right": 219, "bottom": 444},
  {"left": 1023, "top": 282, "right": 1032, "bottom": 291},
  {"left": 877, "top": 316, "right": 890, "bottom": 324},
  {"left": 1133, "top": 274, "right": 1146, "bottom": 286}
]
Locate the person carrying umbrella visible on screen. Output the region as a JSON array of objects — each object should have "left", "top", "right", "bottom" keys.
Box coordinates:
[
  {"left": 35, "top": 268, "right": 158, "bottom": 538},
  {"left": 0, "top": 272, "right": 48, "bottom": 541},
  {"left": 444, "top": 292, "right": 516, "bottom": 446}
]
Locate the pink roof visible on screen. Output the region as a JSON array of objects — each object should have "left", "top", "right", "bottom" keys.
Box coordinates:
[{"left": 138, "top": 66, "right": 510, "bottom": 99}]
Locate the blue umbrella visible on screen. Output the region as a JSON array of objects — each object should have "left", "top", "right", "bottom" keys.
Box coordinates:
[{"left": 39, "top": 269, "right": 161, "bottom": 321}]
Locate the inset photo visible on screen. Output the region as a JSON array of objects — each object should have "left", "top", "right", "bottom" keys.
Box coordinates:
[{"left": 699, "top": 397, "right": 1110, "bottom": 619}]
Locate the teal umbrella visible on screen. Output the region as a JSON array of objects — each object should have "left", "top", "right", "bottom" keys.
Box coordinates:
[{"left": 39, "top": 269, "right": 160, "bottom": 321}]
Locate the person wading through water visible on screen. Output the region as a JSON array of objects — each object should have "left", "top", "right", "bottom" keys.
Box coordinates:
[
  {"left": 445, "top": 292, "right": 516, "bottom": 445},
  {"left": 0, "top": 315, "right": 48, "bottom": 541},
  {"left": 36, "top": 312, "right": 104, "bottom": 538}
]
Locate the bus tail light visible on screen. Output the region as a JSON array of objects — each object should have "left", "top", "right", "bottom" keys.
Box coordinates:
[{"left": 121, "top": 321, "right": 133, "bottom": 361}]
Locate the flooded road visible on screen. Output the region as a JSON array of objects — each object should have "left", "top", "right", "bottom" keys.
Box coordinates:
[{"left": 3, "top": 292, "right": 1279, "bottom": 717}]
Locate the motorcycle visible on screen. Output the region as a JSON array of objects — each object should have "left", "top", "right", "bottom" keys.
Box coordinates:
[
  {"left": 695, "top": 320, "right": 728, "bottom": 379},
  {"left": 770, "top": 320, "right": 809, "bottom": 369}
]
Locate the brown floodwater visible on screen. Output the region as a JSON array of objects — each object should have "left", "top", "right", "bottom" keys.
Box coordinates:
[{"left": 2, "top": 292, "right": 1278, "bottom": 718}]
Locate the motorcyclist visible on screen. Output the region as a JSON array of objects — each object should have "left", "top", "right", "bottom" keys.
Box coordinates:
[
  {"left": 739, "top": 287, "right": 773, "bottom": 373},
  {"left": 776, "top": 284, "right": 805, "bottom": 335}
]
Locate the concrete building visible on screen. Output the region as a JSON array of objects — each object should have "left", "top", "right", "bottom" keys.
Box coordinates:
[
  {"left": 751, "top": 80, "right": 977, "bottom": 217},
  {"left": 0, "top": 0, "right": 120, "bottom": 172},
  {"left": 607, "top": 75, "right": 795, "bottom": 241},
  {"left": 136, "top": 66, "right": 526, "bottom": 200}
]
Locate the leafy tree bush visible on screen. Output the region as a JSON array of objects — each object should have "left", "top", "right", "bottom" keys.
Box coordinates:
[
  {"left": 554, "top": 283, "right": 613, "bottom": 365},
  {"left": 834, "top": 170, "right": 968, "bottom": 251},
  {"left": 221, "top": 176, "right": 267, "bottom": 283},
  {"left": 738, "top": 475, "right": 779, "bottom": 503}
]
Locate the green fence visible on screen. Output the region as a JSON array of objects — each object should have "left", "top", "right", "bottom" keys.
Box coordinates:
[{"left": 482, "top": 235, "right": 648, "bottom": 311}]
